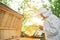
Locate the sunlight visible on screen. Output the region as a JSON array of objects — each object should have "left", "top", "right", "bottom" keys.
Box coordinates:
[
  {"left": 8, "top": 0, "right": 23, "bottom": 11},
  {"left": 31, "top": 17, "right": 44, "bottom": 26},
  {"left": 42, "top": 0, "right": 50, "bottom": 7},
  {"left": 24, "top": 16, "right": 44, "bottom": 26}
]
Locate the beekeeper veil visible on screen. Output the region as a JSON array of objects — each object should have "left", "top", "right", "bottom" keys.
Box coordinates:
[{"left": 38, "top": 8, "right": 52, "bottom": 17}]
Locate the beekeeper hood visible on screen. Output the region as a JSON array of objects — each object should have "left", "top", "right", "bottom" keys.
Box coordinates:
[{"left": 38, "top": 8, "right": 52, "bottom": 17}]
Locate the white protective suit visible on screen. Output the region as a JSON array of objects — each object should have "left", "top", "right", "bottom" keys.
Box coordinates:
[{"left": 39, "top": 8, "right": 60, "bottom": 40}]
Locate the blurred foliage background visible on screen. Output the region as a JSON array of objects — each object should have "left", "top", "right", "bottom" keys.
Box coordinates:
[
  {"left": 0, "top": 0, "right": 60, "bottom": 18},
  {"left": 49, "top": 0, "right": 60, "bottom": 18}
]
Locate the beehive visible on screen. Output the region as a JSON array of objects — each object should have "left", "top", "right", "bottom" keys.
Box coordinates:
[{"left": 0, "top": 2, "right": 23, "bottom": 40}]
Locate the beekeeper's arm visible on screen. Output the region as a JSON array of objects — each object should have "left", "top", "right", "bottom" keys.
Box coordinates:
[
  {"left": 44, "top": 18, "right": 59, "bottom": 36},
  {"left": 44, "top": 15, "right": 60, "bottom": 37}
]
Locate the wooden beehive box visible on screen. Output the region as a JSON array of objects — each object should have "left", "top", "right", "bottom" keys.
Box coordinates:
[{"left": 0, "top": 2, "right": 23, "bottom": 40}]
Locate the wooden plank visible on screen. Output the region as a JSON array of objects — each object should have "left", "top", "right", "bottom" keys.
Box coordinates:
[
  {"left": 20, "top": 38, "right": 40, "bottom": 40},
  {"left": 0, "top": 10, "right": 5, "bottom": 27},
  {"left": 10, "top": 16, "right": 16, "bottom": 28},
  {"left": 16, "top": 18, "right": 22, "bottom": 36},
  {"left": 1, "top": 13, "right": 9, "bottom": 27},
  {"left": 6, "top": 14, "right": 13, "bottom": 28},
  {"left": 0, "top": 27, "right": 16, "bottom": 30},
  {"left": 0, "top": 31, "right": 1, "bottom": 39},
  {"left": 12, "top": 17, "right": 18, "bottom": 29},
  {"left": 0, "top": 30, "right": 17, "bottom": 39}
]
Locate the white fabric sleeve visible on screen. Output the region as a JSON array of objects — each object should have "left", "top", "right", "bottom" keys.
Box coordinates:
[{"left": 43, "top": 14, "right": 60, "bottom": 37}]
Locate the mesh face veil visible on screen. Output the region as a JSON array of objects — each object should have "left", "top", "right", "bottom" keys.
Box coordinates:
[{"left": 38, "top": 8, "right": 52, "bottom": 17}]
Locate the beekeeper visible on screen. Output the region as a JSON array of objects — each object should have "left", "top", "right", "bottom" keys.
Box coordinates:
[{"left": 38, "top": 8, "right": 60, "bottom": 40}]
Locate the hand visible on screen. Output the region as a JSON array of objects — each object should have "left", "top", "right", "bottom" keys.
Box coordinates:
[{"left": 39, "top": 25, "right": 43, "bottom": 30}]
